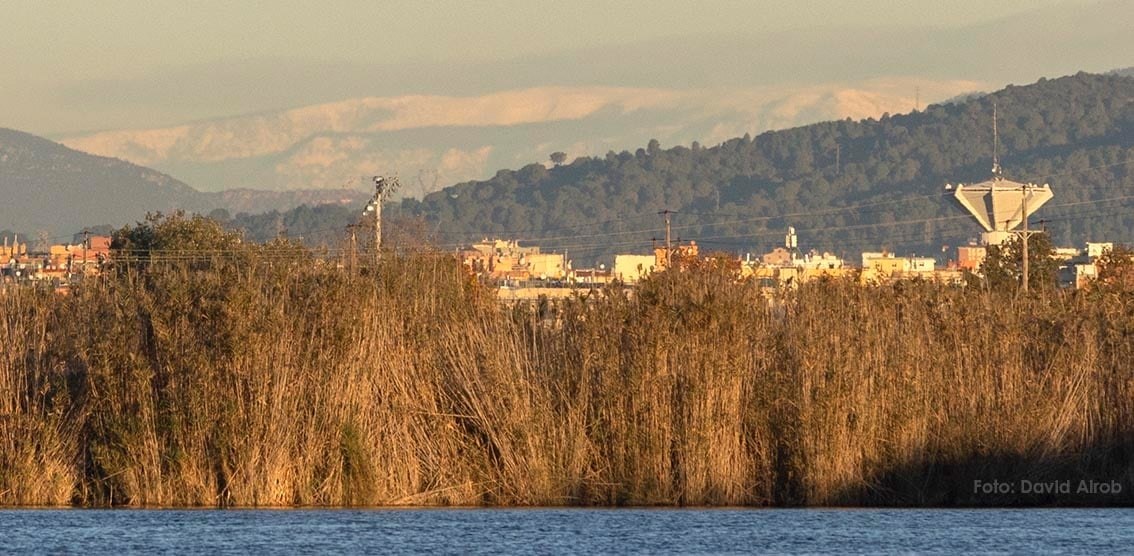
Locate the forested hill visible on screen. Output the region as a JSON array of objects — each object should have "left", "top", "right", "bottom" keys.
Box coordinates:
[
  {"left": 0, "top": 128, "right": 210, "bottom": 238},
  {"left": 396, "top": 72, "right": 1134, "bottom": 264},
  {"left": 0, "top": 127, "right": 369, "bottom": 239}
]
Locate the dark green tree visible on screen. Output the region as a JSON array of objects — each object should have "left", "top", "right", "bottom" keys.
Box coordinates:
[
  {"left": 112, "top": 211, "right": 248, "bottom": 272},
  {"left": 977, "top": 233, "right": 1059, "bottom": 292}
]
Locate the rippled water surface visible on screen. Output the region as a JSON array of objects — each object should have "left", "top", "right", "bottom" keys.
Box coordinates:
[{"left": 2, "top": 508, "right": 1132, "bottom": 554}]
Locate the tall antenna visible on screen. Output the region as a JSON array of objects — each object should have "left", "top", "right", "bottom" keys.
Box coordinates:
[
  {"left": 948, "top": 98, "right": 1054, "bottom": 250},
  {"left": 992, "top": 101, "right": 1002, "bottom": 178}
]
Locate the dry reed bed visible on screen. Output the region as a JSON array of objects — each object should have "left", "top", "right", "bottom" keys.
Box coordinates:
[{"left": 1, "top": 252, "right": 1132, "bottom": 507}]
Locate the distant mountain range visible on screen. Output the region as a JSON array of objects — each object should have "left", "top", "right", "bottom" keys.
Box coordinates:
[
  {"left": 0, "top": 128, "right": 367, "bottom": 238},
  {"left": 57, "top": 79, "right": 984, "bottom": 199}
]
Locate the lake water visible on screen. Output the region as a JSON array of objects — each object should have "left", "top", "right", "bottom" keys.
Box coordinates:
[{"left": 1, "top": 508, "right": 1132, "bottom": 554}]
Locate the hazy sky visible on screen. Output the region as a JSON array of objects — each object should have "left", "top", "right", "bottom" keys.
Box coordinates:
[{"left": 1, "top": 0, "right": 1125, "bottom": 135}]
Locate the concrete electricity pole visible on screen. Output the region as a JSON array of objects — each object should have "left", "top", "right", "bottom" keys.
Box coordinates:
[
  {"left": 1021, "top": 184, "right": 1029, "bottom": 292},
  {"left": 81, "top": 229, "right": 89, "bottom": 277},
  {"left": 659, "top": 209, "right": 674, "bottom": 269},
  {"left": 1017, "top": 182, "right": 1040, "bottom": 293},
  {"left": 345, "top": 224, "right": 359, "bottom": 274}
]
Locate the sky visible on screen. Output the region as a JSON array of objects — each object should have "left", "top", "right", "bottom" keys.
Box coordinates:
[{"left": 2, "top": 0, "right": 1125, "bottom": 136}]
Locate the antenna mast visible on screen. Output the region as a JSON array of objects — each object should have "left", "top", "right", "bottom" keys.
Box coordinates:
[{"left": 992, "top": 102, "right": 1002, "bottom": 178}]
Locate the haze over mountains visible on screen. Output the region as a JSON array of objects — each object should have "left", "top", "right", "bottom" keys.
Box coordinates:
[
  {"left": 16, "top": 1, "right": 1130, "bottom": 135},
  {"left": 59, "top": 80, "right": 981, "bottom": 198},
  {"left": 41, "top": 0, "right": 1133, "bottom": 199}
]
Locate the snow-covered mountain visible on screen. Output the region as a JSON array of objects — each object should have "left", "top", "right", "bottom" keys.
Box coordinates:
[{"left": 61, "top": 78, "right": 984, "bottom": 198}]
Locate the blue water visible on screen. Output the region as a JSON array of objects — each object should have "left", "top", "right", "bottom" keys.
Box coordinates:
[{"left": 1, "top": 508, "right": 1131, "bottom": 554}]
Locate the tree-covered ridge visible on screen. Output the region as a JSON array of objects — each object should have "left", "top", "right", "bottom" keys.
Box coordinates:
[
  {"left": 0, "top": 127, "right": 208, "bottom": 237},
  {"left": 0, "top": 127, "right": 370, "bottom": 239},
  {"left": 396, "top": 72, "right": 1134, "bottom": 263}
]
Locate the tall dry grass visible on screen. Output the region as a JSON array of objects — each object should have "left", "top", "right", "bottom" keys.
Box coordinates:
[{"left": 1, "top": 234, "right": 1132, "bottom": 506}]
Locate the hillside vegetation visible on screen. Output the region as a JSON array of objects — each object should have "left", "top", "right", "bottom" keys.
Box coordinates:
[
  {"left": 0, "top": 128, "right": 367, "bottom": 238},
  {"left": 0, "top": 128, "right": 208, "bottom": 238},
  {"left": 396, "top": 73, "right": 1134, "bottom": 262},
  {"left": 1, "top": 216, "right": 1132, "bottom": 507}
]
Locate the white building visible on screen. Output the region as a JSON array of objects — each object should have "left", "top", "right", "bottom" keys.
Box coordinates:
[{"left": 1087, "top": 242, "right": 1114, "bottom": 259}]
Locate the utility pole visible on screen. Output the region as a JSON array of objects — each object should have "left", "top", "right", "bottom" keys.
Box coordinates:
[
  {"left": 659, "top": 209, "right": 673, "bottom": 269},
  {"left": 373, "top": 178, "right": 384, "bottom": 265},
  {"left": 345, "top": 224, "right": 358, "bottom": 274},
  {"left": 81, "top": 229, "right": 89, "bottom": 278},
  {"left": 1019, "top": 182, "right": 1035, "bottom": 293},
  {"left": 1008, "top": 182, "right": 1042, "bottom": 294}
]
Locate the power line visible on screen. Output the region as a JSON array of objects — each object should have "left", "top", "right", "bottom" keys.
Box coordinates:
[{"left": 122, "top": 189, "right": 1133, "bottom": 258}]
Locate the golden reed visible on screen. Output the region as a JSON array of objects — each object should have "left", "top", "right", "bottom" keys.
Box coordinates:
[{"left": 2, "top": 241, "right": 1132, "bottom": 506}]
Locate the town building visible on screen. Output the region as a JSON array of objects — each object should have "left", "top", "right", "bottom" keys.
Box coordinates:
[
  {"left": 459, "top": 238, "right": 565, "bottom": 281},
  {"left": 613, "top": 254, "right": 656, "bottom": 284},
  {"left": 796, "top": 251, "right": 844, "bottom": 270},
  {"left": 1086, "top": 242, "right": 1114, "bottom": 259},
  {"left": 957, "top": 245, "right": 986, "bottom": 271},
  {"left": 761, "top": 247, "right": 793, "bottom": 267},
  {"left": 2, "top": 234, "right": 112, "bottom": 285},
  {"left": 653, "top": 241, "right": 699, "bottom": 271}
]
